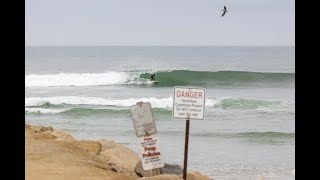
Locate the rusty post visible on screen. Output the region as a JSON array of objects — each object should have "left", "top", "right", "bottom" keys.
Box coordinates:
[{"left": 183, "top": 118, "right": 190, "bottom": 179}]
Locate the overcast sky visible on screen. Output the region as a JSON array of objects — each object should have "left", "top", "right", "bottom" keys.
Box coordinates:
[{"left": 25, "top": 0, "right": 295, "bottom": 46}]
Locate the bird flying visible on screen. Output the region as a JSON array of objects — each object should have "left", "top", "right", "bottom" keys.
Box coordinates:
[{"left": 222, "top": 6, "right": 227, "bottom": 17}]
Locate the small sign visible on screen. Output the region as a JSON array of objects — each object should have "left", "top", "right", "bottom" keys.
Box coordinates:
[
  {"left": 130, "top": 102, "right": 157, "bottom": 137},
  {"left": 139, "top": 134, "right": 164, "bottom": 170},
  {"left": 173, "top": 86, "right": 205, "bottom": 120}
]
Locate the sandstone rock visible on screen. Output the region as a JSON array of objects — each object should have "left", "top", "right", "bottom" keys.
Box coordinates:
[
  {"left": 29, "top": 125, "right": 53, "bottom": 133},
  {"left": 99, "top": 140, "right": 140, "bottom": 174},
  {"left": 78, "top": 140, "right": 102, "bottom": 155},
  {"left": 26, "top": 124, "right": 213, "bottom": 180},
  {"left": 51, "top": 130, "right": 76, "bottom": 142},
  {"left": 139, "top": 174, "right": 180, "bottom": 180},
  {"left": 135, "top": 160, "right": 154, "bottom": 177},
  {"left": 99, "top": 140, "right": 117, "bottom": 149},
  {"left": 26, "top": 124, "right": 137, "bottom": 180},
  {"left": 257, "top": 175, "right": 266, "bottom": 180}
]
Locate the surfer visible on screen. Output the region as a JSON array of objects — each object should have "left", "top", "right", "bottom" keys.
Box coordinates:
[{"left": 150, "top": 73, "right": 156, "bottom": 80}]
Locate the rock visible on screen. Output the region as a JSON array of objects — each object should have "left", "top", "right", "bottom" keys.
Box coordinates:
[
  {"left": 78, "top": 140, "right": 102, "bottom": 155},
  {"left": 41, "top": 126, "right": 54, "bottom": 134},
  {"left": 99, "top": 140, "right": 140, "bottom": 174},
  {"left": 29, "top": 125, "right": 53, "bottom": 133},
  {"left": 26, "top": 124, "right": 137, "bottom": 180},
  {"left": 139, "top": 171, "right": 213, "bottom": 180},
  {"left": 136, "top": 162, "right": 210, "bottom": 179},
  {"left": 135, "top": 160, "right": 154, "bottom": 177},
  {"left": 182, "top": 171, "right": 213, "bottom": 180},
  {"left": 139, "top": 174, "right": 180, "bottom": 180},
  {"left": 160, "top": 163, "right": 183, "bottom": 175},
  {"left": 257, "top": 175, "right": 266, "bottom": 180},
  {"left": 99, "top": 140, "right": 117, "bottom": 149},
  {"left": 136, "top": 161, "right": 182, "bottom": 177},
  {"left": 51, "top": 130, "right": 76, "bottom": 142}
]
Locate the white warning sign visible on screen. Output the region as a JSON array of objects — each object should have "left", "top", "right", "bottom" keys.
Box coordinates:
[
  {"left": 138, "top": 134, "right": 164, "bottom": 170},
  {"left": 130, "top": 102, "right": 157, "bottom": 137},
  {"left": 173, "top": 86, "right": 205, "bottom": 120}
]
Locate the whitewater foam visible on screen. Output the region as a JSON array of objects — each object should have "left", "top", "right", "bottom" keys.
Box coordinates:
[
  {"left": 24, "top": 96, "right": 287, "bottom": 112},
  {"left": 25, "top": 96, "right": 220, "bottom": 109},
  {"left": 25, "top": 96, "right": 174, "bottom": 108},
  {"left": 25, "top": 108, "right": 68, "bottom": 114},
  {"left": 25, "top": 72, "right": 131, "bottom": 87}
]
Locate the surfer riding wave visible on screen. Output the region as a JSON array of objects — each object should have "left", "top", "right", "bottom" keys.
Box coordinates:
[{"left": 150, "top": 73, "right": 156, "bottom": 80}]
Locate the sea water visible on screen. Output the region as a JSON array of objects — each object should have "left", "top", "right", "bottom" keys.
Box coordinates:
[{"left": 25, "top": 46, "right": 295, "bottom": 180}]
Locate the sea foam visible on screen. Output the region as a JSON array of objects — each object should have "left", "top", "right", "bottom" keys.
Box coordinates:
[{"left": 25, "top": 72, "right": 130, "bottom": 87}]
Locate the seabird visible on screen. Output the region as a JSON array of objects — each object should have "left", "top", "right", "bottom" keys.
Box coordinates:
[{"left": 222, "top": 6, "right": 227, "bottom": 17}]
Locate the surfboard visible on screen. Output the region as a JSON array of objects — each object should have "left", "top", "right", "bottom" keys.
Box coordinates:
[{"left": 150, "top": 80, "right": 159, "bottom": 84}]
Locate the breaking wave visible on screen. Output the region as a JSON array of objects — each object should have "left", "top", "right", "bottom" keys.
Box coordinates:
[{"left": 25, "top": 70, "right": 295, "bottom": 87}]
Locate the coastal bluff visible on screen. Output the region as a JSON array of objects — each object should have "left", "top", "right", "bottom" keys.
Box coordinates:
[{"left": 25, "top": 124, "right": 213, "bottom": 180}]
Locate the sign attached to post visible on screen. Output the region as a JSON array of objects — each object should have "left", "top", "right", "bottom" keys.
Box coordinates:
[
  {"left": 173, "top": 86, "right": 205, "bottom": 120},
  {"left": 130, "top": 102, "right": 157, "bottom": 137},
  {"left": 139, "top": 134, "right": 164, "bottom": 170}
]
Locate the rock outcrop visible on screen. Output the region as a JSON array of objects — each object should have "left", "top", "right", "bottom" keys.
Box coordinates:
[
  {"left": 99, "top": 140, "right": 140, "bottom": 177},
  {"left": 25, "top": 124, "right": 213, "bottom": 180}
]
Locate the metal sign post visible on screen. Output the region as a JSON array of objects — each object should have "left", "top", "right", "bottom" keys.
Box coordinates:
[
  {"left": 172, "top": 87, "right": 206, "bottom": 180},
  {"left": 183, "top": 115, "right": 190, "bottom": 180}
]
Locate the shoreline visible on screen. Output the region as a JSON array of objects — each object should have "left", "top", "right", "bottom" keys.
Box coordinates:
[{"left": 25, "top": 123, "right": 213, "bottom": 180}]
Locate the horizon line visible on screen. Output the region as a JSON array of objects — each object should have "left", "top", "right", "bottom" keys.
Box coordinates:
[{"left": 25, "top": 44, "right": 295, "bottom": 47}]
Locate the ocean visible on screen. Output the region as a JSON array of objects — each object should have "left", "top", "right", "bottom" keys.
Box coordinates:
[{"left": 25, "top": 46, "right": 295, "bottom": 180}]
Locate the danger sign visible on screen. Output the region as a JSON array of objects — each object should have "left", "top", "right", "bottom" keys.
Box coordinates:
[
  {"left": 173, "top": 86, "right": 205, "bottom": 120},
  {"left": 139, "top": 134, "right": 164, "bottom": 170}
]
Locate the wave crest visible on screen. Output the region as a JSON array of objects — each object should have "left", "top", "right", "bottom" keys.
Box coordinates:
[{"left": 25, "top": 70, "right": 295, "bottom": 87}]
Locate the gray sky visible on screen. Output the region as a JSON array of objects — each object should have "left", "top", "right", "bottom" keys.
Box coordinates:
[{"left": 25, "top": 0, "right": 295, "bottom": 46}]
